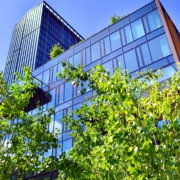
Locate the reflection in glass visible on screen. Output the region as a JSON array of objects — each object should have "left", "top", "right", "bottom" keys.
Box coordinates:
[
  {"left": 124, "top": 49, "right": 139, "bottom": 72},
  {"left": 104, "top": 36, "right": 111, "bottom": 55},
  {"left": 48, "top": 88, "right": 56, "bottom": 108},
  {"left": 136, "top": 47, "right": 143, "bottom": 67},
  {"left": 91, "top": 42, "right": 100, "bottom": 62},
  {"left": 141, "top": 43, "right": 152, "bottom": 66},
  {"left": 55, "top": 111, "right": 63, "bottom": 133},
  {"left": 59, "top": 84, "right": 64, "bottom": 104},
  {"left": 52, "top": 65, "right": 57, "bottom": 83},
  {"left": 124, "top": 25, "right": 133, "bottom": 44},
  {"left": 148, "top": 34, "right": 171, "bottom": 62},
  {"left": 131, "top": 18, "right": 145, "bottom": 40},
  {"left": 64, "top": 82, "right": 72, "bottom": 101},
  {"left": 63, "top": 138, "right": 72, "bottom": 153},
  {"left": 142, "top": 16, "right": 149, "bottom": 33},
  {"left": 147, "top": 10, "right": 162, "bottom": 31},
  {"left": 120, "top": 29, "right": 126, "bottom": 46},
  {"left": 110, "top": 31, "right": 121, "bottom": 51},
  {"left": 102, "top": 60, "right": 113, "bottom": 76},
  {"left": 100, "top": 39, "right": 105, "bottom": 57},
  {"left": 117, "top": 55, "right": 125, "bottom": 70},
  {"left": 74, "top": 52, "right": 81, "bottom": 68}
]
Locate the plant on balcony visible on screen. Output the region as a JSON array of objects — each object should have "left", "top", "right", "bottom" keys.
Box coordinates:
[{"left": 49, "top": 44, "right": 64, "bottom": 59}]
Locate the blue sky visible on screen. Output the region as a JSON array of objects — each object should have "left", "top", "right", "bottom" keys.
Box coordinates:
[{"left": 0, "top": 0, "right": 180, "bottom": 72}]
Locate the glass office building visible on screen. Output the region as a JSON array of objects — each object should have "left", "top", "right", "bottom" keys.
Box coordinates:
[
  {"left": 3, "top": 1, "right": 83, "bottom": 84},
  {"left": 4, "top": 0, "right": 180, "bottom": 179}
]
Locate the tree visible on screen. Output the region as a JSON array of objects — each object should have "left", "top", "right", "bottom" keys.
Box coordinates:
[
  {"left": 49, "top": 44, "right": 64, "bottom": 59},
  {"left": 56, "top": 62, "right": 180, "bottom": 179},
  {"left": 110, "top": 15, "right": 125, "bottom": 24},
  {"left": 0, "top": 67, "right": 59, "bottom": 179}
]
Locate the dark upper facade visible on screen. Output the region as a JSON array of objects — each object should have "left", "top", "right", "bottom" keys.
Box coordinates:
[
  {"left": 4, "top": 0, "right": 180, "bottom": 179},
  {"left": 3, "top": 1, "right": 83, "bottom": 84}
]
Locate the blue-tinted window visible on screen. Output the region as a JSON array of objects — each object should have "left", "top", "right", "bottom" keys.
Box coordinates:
[
  {"left": 142, "top": 16, "right": 149, "bottom": 33},
  {"left": 148, "top": 34, "right": 172, "bottom": 62},
  {"left": 120, "top": 28, "right": 126, "bottom": 46},
  {"left": 104, "top": 36, "right": 111, "bottom": 55},
  {"left": 136, "top": 47, "right": 143, "bottom": 67},
  {"left": 68, "top": 56, "right": 73, "bottom": 65},
  {"left": 52, "top": 65, "right": 57, "bottom": 83},
  {"left": 59, "top": 84, "right": 64, "bottom": 104},
  {"left": 86, "top": 47, "right": 91, "bottom": 65},
  {"left": 110, "top": 31, "right": 121, "bottom": 52},
  {"left": 147, "top": 10, "right": 162, "bottom": 31},
  {"left": 158, "top": 65, "right": 176, "bottom": 82},
  {"left": 100, "top": 39, "right": 105, "bottom": 57},
  {"left": 74, "top": 52, "right": 81, "bottom": 68},
  {"left": 102, "top": 60, "right": 113, "bottom": 76},
  {"left": 141, "top": 43, "right": 152, "bottom": 66},
  {"left": 124, "top": 25, "right": 133, "bottom": 43},
  {"left": 91, "top": 42, "right": 100, "bottom": 62},
  {"left": 124, "top": 49, "right": 139, "bottom": 72},
  {"left": 64, "top": 82, "right": 72, "bottom": 101},
  {"left": 63, "top": 138, "right": 72, "bottom": 153},
  {"left": 117, "top": 55, "right": 125, "bottom": 70},
  {"left": 131, "top": 18, "right": 145, "bottom": 40},
  {"left": 54, "top": 111, "right": 63, "bottom": 133},
  {"left": 43, "top": 70, "right": 49, "bottom": 86},
  {"left": 48, "top": 88, "right": 56, "bottom": 108}
]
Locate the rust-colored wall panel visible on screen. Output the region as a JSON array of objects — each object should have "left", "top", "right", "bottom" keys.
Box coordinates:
[{"left": 156, "top": 0, "right": 180, "bottom": 66}]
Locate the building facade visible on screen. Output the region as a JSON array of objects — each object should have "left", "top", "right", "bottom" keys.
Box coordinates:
[
  {"left": 4, "top": 0, "right": 180, "bottom": 179},
  {"left": 3, "top": 1, "right": 83, "bottom": 84}
]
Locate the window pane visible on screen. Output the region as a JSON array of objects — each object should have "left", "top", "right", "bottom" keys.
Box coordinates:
[
  {"left": 142, "top": 16, "right": 149, "bottom": 33},
  {"left": 124, "top": 25, "right": 133, "bottom": 44},
  {"left": 102, "top": 60, "right": 113, "bottom": 76},
  {"left": 110, "top": 31, "right": 121, "bottom": 51},
  {"left": 131, "top": 18, "right": 145, "bottom": 40},
  {"left": 104, "top": 36, "right": 111, "bottom": 55},
  {"left": 74, "top": 52, "right": 81, "bottom": 68},
  {"left": 52, "top": 65, "right": 57, "bottom": 83},
  {"left": 148, "top": 34, "right": 172, "bottom": 62},
  {"left": 147, "top": 9, "right": 162, "bottom": 31},
  {"left": 124, "top": 49, "right": 139, "bottom": 72},
  {"left": 91, "top": 42, "right": 100, "bottom": 62},
  {"left": 55, "top": 111, "right": 63, "bottom": 133},
  {"left": 136, "top": 47, "right": 143, "bottom": 67},
  {"left": 120, "top": 28, "right": 126, "bottom": 46},
  {"left": 43, "top": 70, "right": 49, "bottom": 86},
  {"left": 141, "top": 43, "right": 152, "bottom": 65},
  {"left": 85, "top": 47, "right": 91, "bottom": 65},
  {"left": 64, "top": 82, "right": 72, "bottom": 101},
  {"left": 68, "top": 56, "right": 73, "bottom": 65},
  {"left": 59, "top": 84, "right": 64, "bottom": 104},
  {"left": 117, "top": 55, "right": 125, "bottom": 70},
  {"left": 48, "top": 88, "right": 56, "bottom": 108},
  {"left": 63, "top": 139, "right": 72, "bottom": 153},
  {"left": 100, "top": 39, "right": 105, "bottom": 57}
]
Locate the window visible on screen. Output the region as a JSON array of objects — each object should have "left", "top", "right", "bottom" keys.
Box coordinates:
[
  {"left": 117, "top": 55, "right": 125, "bottom": 70},
  {"left": 74, "top": 52, "right": 81, "bottom": 68},
  {"left": 104, "top": 36, "right": 111, "bottom": 55},
  {"left": 141, "top": 43, "right": 152, "bottom": 66},
  {"left": 142, "top": 16, "right": 149, "bottom": 33},
  {"left": 110, "top": 31, "right": 121, "bottom": 51},
  {"left": 102, "top": 60, "right": 113, "bottom": 76},
  {"left": 91, "top": 42, "right": 100, "bottom": 62},
  {"left": 63, "top": 139, "right": 72, "bottom": 153},
  {"left": 52, "top": 65, "right": 57, "bottom": 83},
  {"left": 48, "top": 88, "right": 56, "bottom": 108},
  {"left": 136, "top": 47, "right": 143, "bottom": 67},
  {"left": 147, "top": 10, "right": 162, "bottom": 31},
  {"left": 131, "top": 18, "right": 145, "bottom": 40},
  {"left": 148, "top": 34, "right": 171, "bottom": 62},
  {"left": 59, "top": 84, "right": 64, "bottom": 104},
  {"left": 86, "top": 47, "right": 91, "bottom": 65},
  {"left": 43, "top": 70, "right": 49, "bottom": 86},
  {"left": 100, "top": 39, "right": 105, "bottom": 57},
  {"left": 124, "top": 25, "right": 133, "bottom": 44},
  {"left": 54, "top": 111, "right": 63, "bottom": 133},
  {"left": 120, "top": 28, "right": 126, "bottom": 46},
  {"left": 124, "top": 49, "right": 139, "bottom": 72},
  {"left": 64, "top": 82, "right": 72, "bottom": 101}
]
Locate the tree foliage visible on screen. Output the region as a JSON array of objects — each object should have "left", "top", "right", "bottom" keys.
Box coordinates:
[
  {"left": 49, "top": 44, "right": 64, "bottom": 59},
  {"left": 0, "top": 67, "right": 59, "bottom": 179},
  {"left": 56, "top": 62, "right": 180, "bottom": 179},
  {"left": 110, "top": 15, "right": 124, "bottom": 24}
]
